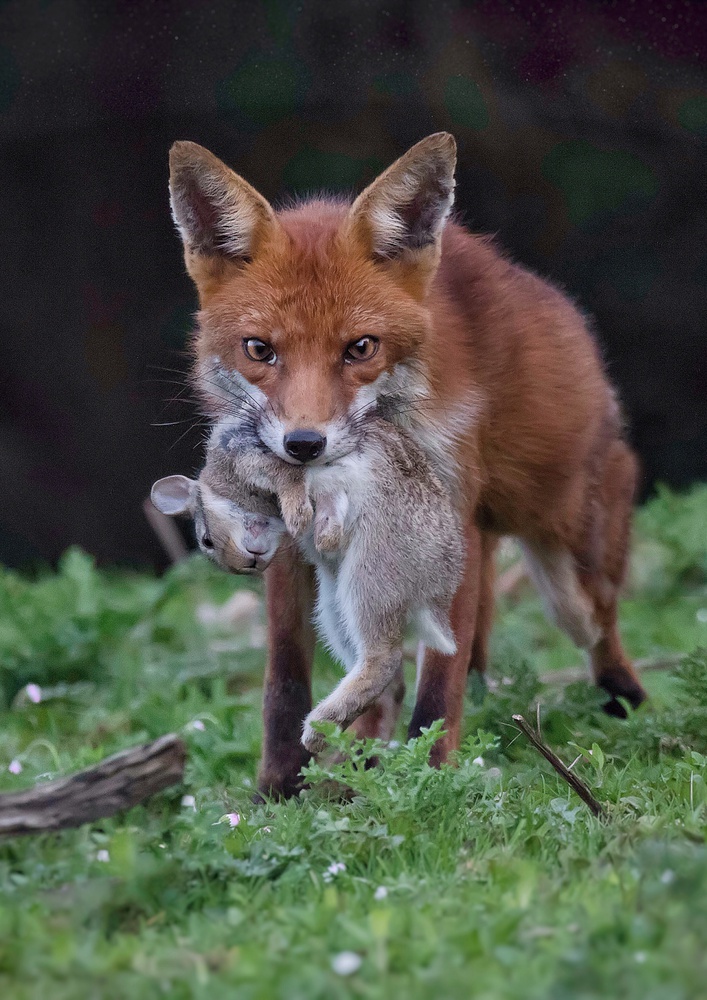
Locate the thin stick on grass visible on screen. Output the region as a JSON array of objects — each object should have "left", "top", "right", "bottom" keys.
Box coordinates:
[
  {"left": 0, "top": 734, "right": 186, "bottom": 837},
  {"left": 512, "top": 714, "right": 605, "bottom": 818}
]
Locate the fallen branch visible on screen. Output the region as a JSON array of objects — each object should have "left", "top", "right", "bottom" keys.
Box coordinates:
[
  {"left": 0, "top": 734, "right": 186, "bottom": 837},
  {"left": 401, "top": 649, "right": 681, "bottom": 690},
  {"left": 512, "top": 714, "right": 604, "bottom": 818},
  {"left": 495, "top": 559, "right": 528, "bottom": 597},
  {"left": 538, "top": 653, "right": 683, "bottom": 687},
  {"left": 143, "top": 497, "right": 189, "bottom": 563}
]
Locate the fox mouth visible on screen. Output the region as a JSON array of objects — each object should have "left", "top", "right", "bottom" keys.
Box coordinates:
[{"left": 257, "top": 413, "right": 369, "bottom": 467}]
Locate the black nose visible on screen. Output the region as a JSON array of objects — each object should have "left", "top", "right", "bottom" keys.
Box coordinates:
[{"left": 283, "top": 429, "right": 326, "bottom": 463}]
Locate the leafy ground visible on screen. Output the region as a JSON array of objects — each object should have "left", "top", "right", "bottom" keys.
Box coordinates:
[{"left": 1, "top": 485, "right": 706, "bottom": 1000}]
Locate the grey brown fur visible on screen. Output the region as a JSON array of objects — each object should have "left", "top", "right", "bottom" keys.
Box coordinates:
[{"left": 152, "top": 413, "right": 464, "bottom": 754}]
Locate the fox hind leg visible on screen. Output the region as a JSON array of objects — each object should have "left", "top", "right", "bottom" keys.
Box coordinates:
[
  {"left": 581, "top": 440, "right": 646, "bottom": 716},
  {"left": 522, "top": 440, "right": 646, "bottom": 716},
  {"left": 468, "top": 532, "right": 498, "bottom": 676}
]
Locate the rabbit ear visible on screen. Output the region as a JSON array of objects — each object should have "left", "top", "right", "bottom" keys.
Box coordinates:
[{"left": 150, "top": 475, "right": 197, "bottom": 516}]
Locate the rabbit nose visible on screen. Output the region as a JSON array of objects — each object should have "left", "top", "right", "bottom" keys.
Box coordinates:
[
  {"left": 244, "top": 536, "right": 269, "bottom": 556},
  {"left": 243, "top": 520, "right": 270, "bottom": 555}
]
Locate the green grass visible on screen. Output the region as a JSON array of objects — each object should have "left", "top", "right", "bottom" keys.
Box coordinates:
[{"left": 1, "top": 485, "right": 707, "bottom": 999}]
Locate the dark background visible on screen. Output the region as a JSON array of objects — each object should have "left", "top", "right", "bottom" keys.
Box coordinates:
[{"left": 1, "top": 0, "right": 706, "bottom": 569}]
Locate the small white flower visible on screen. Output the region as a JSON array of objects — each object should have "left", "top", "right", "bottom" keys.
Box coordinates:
[
  {"left": 8, "top": 759, "right": 22, "bottom": 775},
  {"left": 214, "top": 812, "right": 243, "bottom": 828},
  {"left": 634, "top": 951, "right": 647, "bottom": 964},
  {"left": 660, "top": 869, "right": 675, "bottom": 884},
  {"left": 388, "top": 740, "right": 400, "bottom": 749},
  {"left": 374, "top": 886, "right": 388, "bottom": 901},
  {"left": 25, "top": 683, "right": 42, "bottom": 704},
  {"left": 696, "top": 608, "right": 707, "bottom": 624},
  {"left": 189, "top": 719, "right": 206, "bottom": 731},
  {"left": 472, "top": 756, "right": 485, "bottom": 767},
  {"left": 262, "top": 826, "right": 272, "bottom": 833},
  {"left": 181, "top": 794, "right": 196, "bottom": 810},
  {"left": 331, "top": 951, "right": 362, "bottom": 976},
  {"left": 323, "top": 861, "right": 346, "bottom": 883},
  {"left": 96, "top": 850, "right": 110, "bottom": 863}
]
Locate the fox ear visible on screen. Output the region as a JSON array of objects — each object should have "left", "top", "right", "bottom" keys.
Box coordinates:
[
  {"left": 346, "top": 133, "right": 456, "bottom": 290},
  {"left": 151, "top": 475, "right": 197, "bottom": 516},
  {"left": 169, "top": 142, "right": 279, "bottom": 294}
]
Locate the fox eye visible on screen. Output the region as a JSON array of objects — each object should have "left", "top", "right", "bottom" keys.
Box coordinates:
[
  {"left": 345, "top": 336, "right": 379, "bottom": 363},
  {"left": 201, "top": 534, "right": 214, "bottom": 549},
  {"left": 243, "top": 338, "right": 277, "bottom": 365}
]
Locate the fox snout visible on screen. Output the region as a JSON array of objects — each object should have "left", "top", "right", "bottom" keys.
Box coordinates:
[{"left": 283, "top": 429, "right": 327, "bottom": 463}]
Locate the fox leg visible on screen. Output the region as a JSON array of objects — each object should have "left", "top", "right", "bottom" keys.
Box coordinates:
[
  {"left": 258, "top": 541, "right": 316, "bottom": 799},
  {"left": 468, "top": 531, "right": 498, "bottom": 675},
  {"left": 409, "top": 523, "right": 482, "bottom": 765},
  {"left": 302, "top": 645, "right": 403, "bottom": 755},
  {"left": 580, "top": 440, "right": 646, "bottom": 715},
  {"left": 522, "top": 440, "right": 645, "bottom": 716}
]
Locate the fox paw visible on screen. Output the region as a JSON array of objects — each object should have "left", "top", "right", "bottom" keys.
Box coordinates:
[{"left": 314, "top": 515, "right": 344, "bottom": 553}]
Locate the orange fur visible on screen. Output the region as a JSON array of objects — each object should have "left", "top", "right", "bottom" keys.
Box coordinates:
[{"left": 171, "top": 136, "right": 646, "bottom": 796}]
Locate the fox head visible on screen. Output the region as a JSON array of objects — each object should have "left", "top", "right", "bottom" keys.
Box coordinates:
[{"left": 169, "top": 134, "right": 456, "bottom": 465}]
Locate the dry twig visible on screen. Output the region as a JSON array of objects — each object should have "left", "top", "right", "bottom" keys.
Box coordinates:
[
  {"left": 512, "top": 714, "right": 604, "bottom": 818},
  {"left": 143, "top": 497, "right": 189, "bottom": 563}
]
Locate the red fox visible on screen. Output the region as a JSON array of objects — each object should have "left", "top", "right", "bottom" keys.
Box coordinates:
[{"left": 168, "top": 132, "right": 647, "bottom": 798}]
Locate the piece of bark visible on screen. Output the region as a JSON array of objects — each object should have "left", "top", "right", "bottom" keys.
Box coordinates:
[
  {"left": 0, "top": 734, "right": 186, "bottom": 837},
  {"left": 512, "top": 714, "right": 604, "bottom": 818}
]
